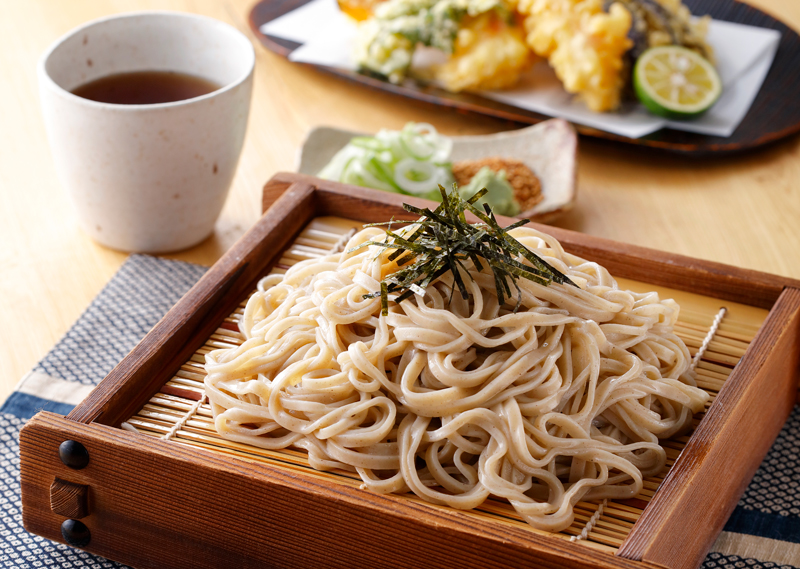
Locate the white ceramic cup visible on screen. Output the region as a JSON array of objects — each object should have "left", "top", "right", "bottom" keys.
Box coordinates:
[{"left": 39, "top": 12, "right": 255, "bottom": 253}]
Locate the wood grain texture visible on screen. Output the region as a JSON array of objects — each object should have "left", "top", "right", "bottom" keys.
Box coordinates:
[
  {"left": 50, "top": 478, "right": 89, "bottom": 519},
  {"left": 251, "top": 0, "right": 800, "bottom": 154},
  {"left": 617, "top": 287, "right": 800, "bottom": 568},
  {"left": 21, "top": 412, "right": 668, "bottom": 569},
  {"left": 264, "top": 174, "right": 800, "bottom": 309},
  {"left": 66, "top": 182, "right": 317, "bottom": 426}
]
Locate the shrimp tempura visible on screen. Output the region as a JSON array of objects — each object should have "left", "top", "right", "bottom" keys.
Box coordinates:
[{"left": 518, "top": 0, "right": 632, "bottom": 111}]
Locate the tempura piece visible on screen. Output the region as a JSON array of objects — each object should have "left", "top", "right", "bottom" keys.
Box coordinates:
[
  {"left": 616, "top": 0, "right": 713, "bottom": 62},
  {"left": 518, "top": 0, "right": 633, "bottom": 112},
  {"left": 435, "top": 11, "right": 535, "bottom": 91},
  {"left": 355, "top": 0, "right": 531, "bottom": 91},
  {"left": 517, "top": 0, "right": 713, "bottom": 112}
]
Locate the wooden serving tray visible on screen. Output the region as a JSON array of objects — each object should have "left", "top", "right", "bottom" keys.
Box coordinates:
[{"left": 20, "top": 173, "right": 800, "bottom": 569}]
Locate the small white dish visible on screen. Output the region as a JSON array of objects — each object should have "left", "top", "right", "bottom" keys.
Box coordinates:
[{"left": 296, "top": 119, "right": 578, "bottom": 223}]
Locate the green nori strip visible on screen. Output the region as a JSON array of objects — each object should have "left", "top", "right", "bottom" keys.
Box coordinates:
[{"left": 357, "top": 185, "right": 578, "bottom": 312}]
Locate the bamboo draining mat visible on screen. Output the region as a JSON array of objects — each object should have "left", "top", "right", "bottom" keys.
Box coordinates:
[{"left": 120, "top": 216, "right": 768, "bottom": 555}]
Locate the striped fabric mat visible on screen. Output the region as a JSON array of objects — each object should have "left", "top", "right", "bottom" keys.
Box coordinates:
[{"left": 1, "top": 254, "right": 798, "bottom": 569}]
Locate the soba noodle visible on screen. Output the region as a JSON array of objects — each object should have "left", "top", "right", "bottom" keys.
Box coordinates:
[{"left": 204, "top": 225, "right": 708, "bottom": 532}]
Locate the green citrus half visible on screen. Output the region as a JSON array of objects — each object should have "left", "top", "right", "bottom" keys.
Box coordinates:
[{"left": 634, "top": 46, "right": 722, "bottom": 120}]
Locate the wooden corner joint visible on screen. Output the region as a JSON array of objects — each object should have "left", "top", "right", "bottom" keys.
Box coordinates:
[{"left": 50, "top": 478, "right": 90, "bottom": 519}]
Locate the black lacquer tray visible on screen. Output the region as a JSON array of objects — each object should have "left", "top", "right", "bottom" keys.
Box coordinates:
[{"left": 249, "top": 0, "right": 800, "bottom": 155}]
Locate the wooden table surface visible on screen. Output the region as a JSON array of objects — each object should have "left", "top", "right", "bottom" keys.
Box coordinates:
[{"left": 2, "top": 0, "right": 799, "bottom": 404}]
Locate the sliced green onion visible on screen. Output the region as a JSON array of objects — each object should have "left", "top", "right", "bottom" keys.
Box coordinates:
[
  {"left": 342, "top": 158, "right": 394, "bottom": 192},
  {"left": 318, "top": 122, "right": 454, "bottom": 199},
  {"left": 394, "top": 158, "right": 439, "bottom": 194}
]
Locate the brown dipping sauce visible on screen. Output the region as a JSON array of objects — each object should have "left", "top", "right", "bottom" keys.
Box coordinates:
[{"left": 71, "top": 71, "right": 221, "bottom": 105}]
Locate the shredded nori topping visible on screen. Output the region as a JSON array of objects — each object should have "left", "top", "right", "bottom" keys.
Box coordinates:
[{"left": 348, "top": 185, "right": 578, "bottom": 316}]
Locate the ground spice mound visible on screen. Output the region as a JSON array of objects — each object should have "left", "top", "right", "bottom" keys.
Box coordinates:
[{"left": 452, "top": 157, "right": 543, "bottom": 214}]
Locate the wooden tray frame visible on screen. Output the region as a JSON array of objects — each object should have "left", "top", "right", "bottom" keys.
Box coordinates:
[{"left": 20, "top": 173, "right": 800, "bottom": 569}]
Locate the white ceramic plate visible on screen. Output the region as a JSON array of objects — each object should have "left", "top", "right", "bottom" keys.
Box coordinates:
[{"left": 296, "top": 118, "right": 578, "bottom": 223}]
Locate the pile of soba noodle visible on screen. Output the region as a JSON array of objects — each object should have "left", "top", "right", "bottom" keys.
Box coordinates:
[{"left": 204, "top": 224, "right": 708, "bottom": 532}]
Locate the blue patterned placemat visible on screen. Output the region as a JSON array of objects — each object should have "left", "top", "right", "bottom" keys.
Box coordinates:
[
  {"left": 1, "top": 255, "right": 206, "bottom": 568},
  {"left": 1, "top": 254, "right": 798, "bottom": 569}
]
